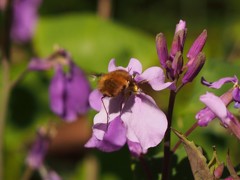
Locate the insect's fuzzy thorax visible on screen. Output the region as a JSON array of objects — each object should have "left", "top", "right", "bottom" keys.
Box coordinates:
[{"left": 98, "top": 69, "right": 139, "bottom": 97}]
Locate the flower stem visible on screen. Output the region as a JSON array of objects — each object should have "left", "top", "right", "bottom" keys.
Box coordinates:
[
  {"left": 0, "top": 0, "right": 13, "bottom": 179},
  {"left": 162, "top": 90, "right": 176, "bottom": 180},
  {"left": 10, "top": 68, "right": 29, "bottom": 89},
  {"left": 0, "top": 58, "right": 10, "bottom": 180},
  {"left": 139, "top": 156, "right": 153, "bottom": 180},
  {"left": 21, "top": 166, "right": 33, "bottom": 180},
  {"left": 172, "top": 122, "right": 198, "bottom": 153}
]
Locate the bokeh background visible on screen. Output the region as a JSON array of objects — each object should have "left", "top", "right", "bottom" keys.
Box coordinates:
[{"left": 4, "top": 0, "right": 240, "bottom": 179}]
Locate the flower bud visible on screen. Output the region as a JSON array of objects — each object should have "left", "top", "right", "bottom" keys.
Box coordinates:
[
  {"left": 172, "top": 51, "right": 183, "bottom": 78},
  {"left": 156, "top": 33, "right": 168, "bottom": 68},
  {"left": 170, "top": 20, "right": 187, "bottom": 59},
  {"left": 26, "top": 128, "right": 49, "bottom": 169},
  {"left": 182, "top": 52, "right": 206, "bottom": 84},
  {"left": 214, "top": 163, "right": 224, "bottom": 179},
  {"left": 187, "top": 29, "right": 207, "bottom": 66}
]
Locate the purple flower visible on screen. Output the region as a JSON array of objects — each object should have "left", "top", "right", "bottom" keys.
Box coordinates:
[
  {"left": 156, "top": 20, "right": 187, "bottom": 80},
  {"left": 28, "top": 49, "right": 91, "bottom": 122},
  {"left": 196, "top": 77, "right": 238, "bottom": 126},
  {"left": 85, "top": 58, "right": 172, "bottom": 156},
  {"left": 26, "top": 128, "right": 49, "bottom": 169},
  {"left": 156, "top": 20, "right": 207, "bottom": 87},
  {"left": 11, "top": 0, "right": 42, "bottom": 43},
  {"left": 201, "top": 76, "right": 240, "bottom": 108},
  {"left": 197, "top": 92, "right": 240, "bottom": 139}
]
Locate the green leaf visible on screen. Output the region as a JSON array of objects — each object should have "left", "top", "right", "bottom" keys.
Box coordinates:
[
  {"left": 34, "top": 13, "right": 157, "bottom": 73},
  {"left": 172, "top": 129, "right": 214, "bottom": 179}
]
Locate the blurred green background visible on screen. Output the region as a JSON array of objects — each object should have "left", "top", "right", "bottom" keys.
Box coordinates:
[{"left": 5, "top": 0, "right": 240, "bottom": 179}]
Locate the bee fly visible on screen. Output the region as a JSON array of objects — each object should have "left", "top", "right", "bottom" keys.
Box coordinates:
[{"left": 96, "top": 69, "right": 139, "bottom": 128}]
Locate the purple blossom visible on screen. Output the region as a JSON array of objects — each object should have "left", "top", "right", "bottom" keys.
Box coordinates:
[
  {"left": 196, "top": 76, "right": 240, "bottom": 128},
  {"left": 85, "top": 58, "right": 172, "bottom": 156},
  {"left": 26, "top": 128, "right": 62, "bottom": 179},
  {"left": 197, "top": 92, "right": 240, "bottom": 139},
  {"left": 201, "top": 76, "right": 240, "bottom": 108},
  {"left": 11, "top": 0, "right": 42, "bottom": 43},
  {"left": 156, "top": 20, "right": 207, "bottom": 86},
  {"left": 26, "top": 128, "right": 49, "bottom": 169},
  {"left": 197, "top": 75, "right": 240, "bottom": 138},
  {"left": 28, "top": 49, "right": 91, "bottom": 122}
]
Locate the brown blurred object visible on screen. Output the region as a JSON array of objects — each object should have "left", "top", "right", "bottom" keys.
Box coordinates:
[
  {"left": 97, "top": 0, "right": 112, "bottom": 20},
  {"left": 0, "top": 0, "right": 6, "bottom": 10},
  {"left": 47, "top": 115, "right": 92, "bottom": 156}
]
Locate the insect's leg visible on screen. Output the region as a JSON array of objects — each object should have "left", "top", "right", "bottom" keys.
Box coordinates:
[{"left": 101, "top": 96, "right": 110, "bottom": 131}]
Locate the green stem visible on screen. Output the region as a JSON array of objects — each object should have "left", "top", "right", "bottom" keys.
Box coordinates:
[
  {"left": 21, "top": 166, "right": 33, "bottom": 180},
  {"left": 172, "top": 122, "right": 198, "bottom": 153},
  {"left": 139, "top": 156, "right": 153, "bottom": 180},
  {"left": 0, "top": 58, "right": 10, "bottom": 180},
  {"left": 0, "top": 0, "right": 13, "bottom": 178},
  {"left": 162, "top": 90, "right": 176, "bottom": 180}
]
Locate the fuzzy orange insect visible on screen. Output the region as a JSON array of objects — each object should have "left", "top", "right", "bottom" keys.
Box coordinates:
[
  {"left": 98, "top": 69, "right": 135, "bottom": 97},
  {"left": 97, "top": 69, "right": 139, "bottom": 129}
]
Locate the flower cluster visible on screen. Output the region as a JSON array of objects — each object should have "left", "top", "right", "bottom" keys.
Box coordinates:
[
  {"left": 85, "top": 58, "right": 172, "bottom": 156},
  {"left": 196, "top": 76, "right": 240, "bottom": 139},
  {"left": 26, "top": 127, "right": 62, "bottom": 180},
  {"left": 11, "top": 0, "right": 42, "bottom": 43},
  {"left": 156, "top": 20, "right": 207, "bottom": 90},
  {"left": 28, "top": 48, "right": 91, "bottom": 122}
]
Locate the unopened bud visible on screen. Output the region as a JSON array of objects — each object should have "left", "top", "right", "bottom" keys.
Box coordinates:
[
  {"left": 172, "top": 51, "right": 183, "bottom": 78},
  {"left": 156, "top": 33, "right": 169, "bottom": 68},
  {"left": 214, "top": 163, "right": 224, "bottom": 179},
  {"left": 187, "top": 29, "right": 207, "bottom": 66},
  {"left": 182, "top": 52, "right": 206, "bottom": 84}
]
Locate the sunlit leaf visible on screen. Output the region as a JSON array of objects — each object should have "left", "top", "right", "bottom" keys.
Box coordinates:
[{"left": 34, "top": 13, "right": 157, "bottom": 72}]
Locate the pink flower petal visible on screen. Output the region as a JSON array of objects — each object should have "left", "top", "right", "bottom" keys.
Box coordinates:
[
  {"left": 49, "top": 66, "right": 65, "bottom": 117},
  {"left": 85, "top": 116, "right": 127, "bottom": 152},
  {"left": 175, "top": 20, "right": 186, "bottom": 33},
  {"left": 135, "top": 66, "right": 173, "bottom": 91},
  {"left": 108, "top": 58, "right": 142, "bottom": 75},
  {"left": 195, "top": 107, "right": 216, "bottom": 126},
  {"left": 108, "top": 58, "right": 118, "bottom": 72},
  {"left": 28, "top": 58, "right": 53, "bottom": 71},
  {"left": 93, "top": 95, "right": 123, "bottom": 140},
  {"left": 89, "top": 89, "right": 103, "bottom": 111},
  {"left": 127, "top": 140, "right": 146, "bottom": 157},
  {"left": 200, "top": 92, "right": 227, "bottom": 120},
  {"left": 64, "top": 63, "right": 90, "bottom": 121},
  {"left": 202, "top": 76, "right": 238, "bottom": 89},
  {"left": 121, "top": 94, "right": 168, "bottom": 153},
  {"left": 126, "top": 58, "right": 142, "bottom": 75}
]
